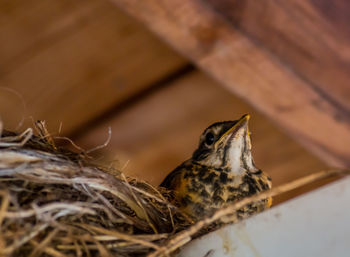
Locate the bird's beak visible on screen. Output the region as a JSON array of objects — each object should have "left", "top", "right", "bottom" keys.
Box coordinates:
[{"left": 215, "top": 114, "right": 250, "bottom": 149}]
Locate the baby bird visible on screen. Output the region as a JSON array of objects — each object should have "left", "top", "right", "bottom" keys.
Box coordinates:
[{"left": 160, "top": 114, "right": 272, "bottom": 220}]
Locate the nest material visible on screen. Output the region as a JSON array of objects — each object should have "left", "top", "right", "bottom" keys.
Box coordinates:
[
  {"left": 0, "top": 123, "right": 193, "bottom": 257},
  {"left": 0, "top": 122, "right": 347, "bottom": 257}
]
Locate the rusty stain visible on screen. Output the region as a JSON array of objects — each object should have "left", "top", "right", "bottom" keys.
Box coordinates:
[
  {"left": 217, "top": 229, "right": 236, "bottom": 257},
  {"left": 234, "top": 225, "right": 262, "bottom": 257},
  {"left": 274, "top": 212, "right": 281, "bottom": 219}
]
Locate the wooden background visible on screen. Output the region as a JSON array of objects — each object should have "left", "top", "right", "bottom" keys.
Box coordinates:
[{"left": 1, "top": 0, "right": 348, "bottom": 204}]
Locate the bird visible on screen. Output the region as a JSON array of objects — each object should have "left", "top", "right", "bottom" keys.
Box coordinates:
[{"left": 160, "top": 114, "right": 272, "bottom": 221}]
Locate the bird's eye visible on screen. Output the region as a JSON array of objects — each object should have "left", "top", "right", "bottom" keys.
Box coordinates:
[{"left": 205, "top": 132, "right": 215, "bottom": 145}]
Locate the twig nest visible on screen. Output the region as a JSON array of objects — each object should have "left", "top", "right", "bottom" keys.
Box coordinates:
[{"left": 0, "top": 125, "right": 189, "bottom": 257}]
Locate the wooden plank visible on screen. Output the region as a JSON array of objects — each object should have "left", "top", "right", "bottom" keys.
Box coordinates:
[
  {"left": 0, "top": 0, "right": 99, "bottom": 72},
  {"left": 310, "top": 0, "right": 350, "bottom": 40},
  {"left": 0, "top": 0, "right": 186, "bottom": 134},
  {"left": 107, "top": 0, "right": 350, "bottom": 168},
  {"left": 206, "top": 0, "right": 350, "bottom": 111},
  {"left": 76, "top": 71, "right": 328, "bottom": 203}
]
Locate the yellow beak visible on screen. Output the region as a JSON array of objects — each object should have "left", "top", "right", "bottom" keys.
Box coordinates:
[{"left": 215, "top": 114, "right": 250, "bottom": 148}]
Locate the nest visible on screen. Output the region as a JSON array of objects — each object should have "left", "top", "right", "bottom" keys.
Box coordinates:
[
  {"left": 0, "top": 121, "right": 347, "bottom": 257},
  {"left": 0, "top": 122, "right": 194, "bottom": 257}
]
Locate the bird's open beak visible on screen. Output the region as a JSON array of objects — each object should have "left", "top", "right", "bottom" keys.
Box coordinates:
[{"left": 215, "top": 114, "right": 250, "bottom": 148}]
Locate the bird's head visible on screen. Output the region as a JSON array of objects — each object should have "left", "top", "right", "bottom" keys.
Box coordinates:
[{"left": 192, "top": 114, "right": 258, "bottom": 175}]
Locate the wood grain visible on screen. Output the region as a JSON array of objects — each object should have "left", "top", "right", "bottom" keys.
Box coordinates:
[
  {"left": 108, "top": 0, "right": 350, "bottom": 168},
  {"left": 0, "top": 0, "right": 186, "bottom": 134},
  {"left": 206, "top": 0, "right": 350, "bottom": 111},
  {"left": 0, "top": 0, "right": 99, "bottom": 73},
  {"left": 76, "top": 71, "right": 328, "bottom": 203}
]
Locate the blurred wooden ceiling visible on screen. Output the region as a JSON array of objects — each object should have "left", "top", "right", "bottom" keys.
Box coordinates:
[
  {"left": 109, "top": 0, "right": 350, "bottom": 168},
  {"left": 0, "top": 0, "right": 186, "bottom": 133},
  {"left": 76, "top": 70, "right": 328, "bottom": 203},
  {"left": 1, "top": 0, "right": 348, "bottom": 203}
]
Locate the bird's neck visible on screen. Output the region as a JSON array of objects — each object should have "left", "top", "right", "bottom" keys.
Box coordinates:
[{"left": 227, "top": 146, "right": 257, "bottom": 175}]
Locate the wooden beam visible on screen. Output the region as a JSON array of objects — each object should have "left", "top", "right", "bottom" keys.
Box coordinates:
[
  {"left": 108, "top": 0, "right": 350, "bottom": 168},
  {"left": 0, "top": 0, "right": 186, "bottom": 134},
  {"left": 206, "top": 0, "right": 350, "bottom": 112}
]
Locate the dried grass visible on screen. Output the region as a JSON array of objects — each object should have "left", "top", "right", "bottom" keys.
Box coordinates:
[
  {"left": 0, "top": 121, "right": 348, "bottom": 257},
  {"left": 0, "top": 122, "right": 191, "bottom": 257}
]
